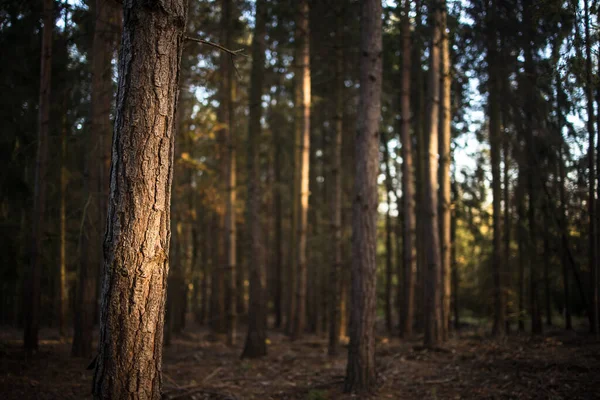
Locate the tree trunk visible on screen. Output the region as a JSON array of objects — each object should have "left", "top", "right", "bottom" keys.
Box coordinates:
[
  {"left": 241, "top": 0, "right": 267, "bottom": 359},
  {"left": 23, "top": 0, "right": 53, "bottom": 352},
  {"left": 423, "top": 0, "right": 443, "bottom": 348},
  {"left": 399, "top": 0, "right": 416, "bottom": 339},
  {"left": 59, "top": 100, "right": 68, "bottom": 339},
  {"left": 438, "top": 0, "right": 451, "bottom": 341},
  {"left": 487, "top": 1, "right": 505, "bottom": 337},
  {"left": 292, "top": 0, "right": 311, "bottom": 340},
  {"left": 218, "top": 0, "right": 237, "bottom": 346},
  {"left": 516, "top": 174, "right": 526, "bottom": 332},
  {"left": 344, "top": 0, "right": 381, "bottom": 393},
  {"left": 558, "top": 140, "right": 572, "bottom": 330},
  {"left": 91, "top": 1, "right": 187, "bottom": 398},
  {"left": 523, "top": 0, "right": 542, "bottom": 335},
  {"left": 328, "top": 6, "right": 344, "bottom": 355},
  {"left": 382, "top": 131, "right": 394, "bottom": 334},
  {"left": 583, "top": 0, "right": 598, "bottom": 335}
]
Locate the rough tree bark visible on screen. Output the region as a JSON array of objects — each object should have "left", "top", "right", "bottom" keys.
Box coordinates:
[
  {"left": 91, "top": 0, "right": 188, "bottom": 398},
  {"left": 23, "top": 0, "right": 53, "bottom": 352},
  {"left": 241, "top": 0, "right": 267, "bottom": 359},
  {"left": 344, "top": 0, "right": 382, "bottom": 393}
]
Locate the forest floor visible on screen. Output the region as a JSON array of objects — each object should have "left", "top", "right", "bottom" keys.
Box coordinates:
[{"left": 0, "top": 321, "right": 599, "bottom": 400}]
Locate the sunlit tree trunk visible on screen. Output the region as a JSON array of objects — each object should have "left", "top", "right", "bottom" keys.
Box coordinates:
[
  {"left": 23, "top": 0, "right": 53, "bottom": 352},
  {"left": 242, "top": 0, "right": 267, "bottom": 359},
  {"left": 292, "top": 0, "right": 311, "bottom": 340},
  {"left": 91, "top": 0, "right": 187, "bottom": 397},
  {"left": 344, "top": 0, "right": 382, "bottom": 393},
  {"left": 423, "top": 0, "right": 443, "bottom": 348},
  {"left": 438, "top": 0, "right": 451, "bottom": 341}
]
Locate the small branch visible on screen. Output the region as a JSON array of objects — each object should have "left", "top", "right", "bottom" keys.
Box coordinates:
[{"left": 185, "top": 36, "right": 247, "bottom": 58}]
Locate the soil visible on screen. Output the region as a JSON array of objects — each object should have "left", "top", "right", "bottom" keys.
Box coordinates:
[{"left": 1, "top": 324, "right": 599, "bottom": 399}]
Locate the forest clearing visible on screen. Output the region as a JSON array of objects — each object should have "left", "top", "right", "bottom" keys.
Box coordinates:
[{"left": 2, "top": 0, "right": 600, "bottom": 398}]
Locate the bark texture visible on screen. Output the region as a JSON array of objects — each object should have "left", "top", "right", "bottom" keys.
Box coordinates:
[
  {"left": 344, "top": 0, "right": 382, "bottom": 393},
  {"left": 91, "top": 1, "right": 187, "bottom": 398}
]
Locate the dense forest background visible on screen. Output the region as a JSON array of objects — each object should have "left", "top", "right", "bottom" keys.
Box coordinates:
[{"left": 1, "top": 0, "right": 600, "bottom": 398}]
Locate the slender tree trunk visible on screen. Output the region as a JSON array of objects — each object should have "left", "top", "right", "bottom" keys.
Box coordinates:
[
  {"left": 272, "top": 75, "right": 284, "bottom": 329},
  {"left": 583, "top": 0, "right": 598, "bottom": 335},
  {"left": 543, "top": 229, "right": 552, "bottom": 326},
  {"left": 344, "top": 0, "right": 382, "bottom": 393},
  {"left": 242, "top": 0, "right": 267, "bottom": 359},
  {"left": 91, "top": 1, "right": 187, "bottom": 397},
  {"left": 328, "top": 6, "right": 344, "bottom": 356},
  {"left": 382, "top": 132, "right": 394, "bottom": 333},
  {"left": 59, "top": 101, "right": 68, "bottom": 339},
  {"left": 423, "top": 0, "right": 443, "bottom": 348},
  {"left": 217, "top": 0, "right": 237, "bottom": 346},
  {"left": 558, "top": 141, "right": 572, "bottom": 330},
  {"left": 502, "top": 105, "right": 511, "bottom": 334},
  {"left": 516, "top": 175, "right": 526, "bottom": 332},
  {"left": 451, "top": 185, "right": 459, "bottom": 330},
  {"left": 487, "top": 1, "right": 505, "bottom": 336},
  {"left": 399, "top": 0, "right": 416, "bottom": 339},
  {"left": 292, "top": 0, "right": 311, "bottom": 340},
  {"left": 438, "top": 0, "right": 451, "bottom": 341},
  {"left": 23, "top": 0, "right": 53, "bottom": 352}
]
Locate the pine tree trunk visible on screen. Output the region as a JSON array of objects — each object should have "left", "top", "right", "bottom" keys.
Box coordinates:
[
  {"left": 59, "top": 101, "right": 68, "bottom": 339},
  {"left": 487, "top": 1, "right": 505, "bottom": 336},
  {"left": 218, "top": 0, "right": 237, "bottom": 346},
  {"left": 328, "top": 7, "right": 344, "bottom": 355},
  {"left": 399, "top": 0, "right": 416, "bottom": 339},
  {"left": 438, "top": 0, "right": 452, "bottom": 341},
  {"left": 241, "top": 0, "right": 267, "bottom": 359},
  {"left": 558, "top": 140, "right": 572, "bottom": 330},
  {"left": 292, "top": 0, "right": 311, "bottom": 340},
  {"left": 523, "top": 0, "right": 542, "bottom": 335},
  {"left": 423, "top": 0, "right": 443, "bottom": 348},
  {"left": 516, "top": 174, "right": 526, "bottom": 332},
  {"left": 344, "top": 0, "right": 382, "bottom": 393},
  {"left": 91, "top": 1, "right": 187, "bottom": 397},
  {"left": 382, "top": 132, "right": 394, "bottom": 334},
  {"left": 583, "top": 0, "right": 598, "bottom": 335},
  {"left": 23, "top": 0, "right": 53, "bottom": 352}
]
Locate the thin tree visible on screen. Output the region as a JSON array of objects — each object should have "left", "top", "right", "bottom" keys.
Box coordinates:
[
  {"left": 399, "top": 0, "right": 416, "bottom": 339},
  {"left": 438, "top": 0, "right": 452, "bottom": 340},
  {"left": 23, "top": 0, "right": 53, "bottom": 352},
  {"left": 292, "top": 0, "right": 311, "bottom": 340},
  {"left": 344, "top": 0, "right": 382, "bottom": 393},
  {"left": 583, "top": 0, "right": 598, "bottom": 335},
  {"left": 91, "top": 1, "right": 188, "bottom": 397},
  {"left": 241, "top": 0, "right": 267, "bottom": 359},
  {"left": 487, "top": 0, "right": 505, "bottom": 337},
  {"left": 382, "top": 131, "right": 395, "bottom": 333},
  {"left": 423, "top": 0, "right": 443, "bottom": 348},
  {"left": 328, "top": 3, "right": 344, "bottom": 357}
]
